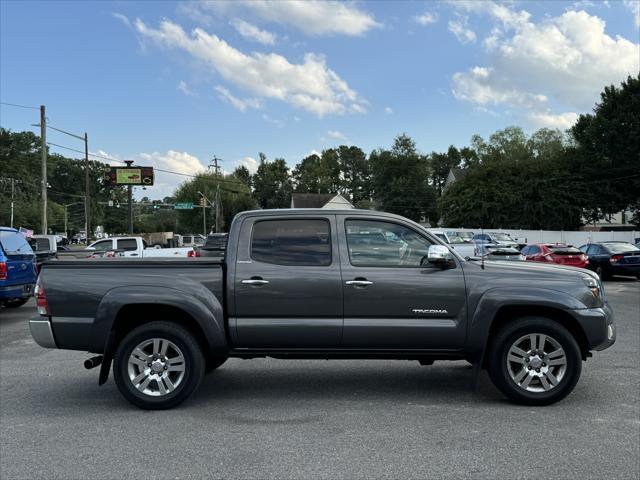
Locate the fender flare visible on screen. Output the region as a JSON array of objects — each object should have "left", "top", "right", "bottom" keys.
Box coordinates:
[
  {"left": 467, "top": 287, "right": 586, "bottom": 367},
  {"left": 93, "top": 285, "right": 227, "bottom": 385}
]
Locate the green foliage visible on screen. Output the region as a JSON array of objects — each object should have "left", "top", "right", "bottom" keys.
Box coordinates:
[
  {"left": 370, "top": 134, "right": 437, "bottom": 223},
  {"left": 571, "top": 74, "right": 640, "bottom": 222},
  {"left": 252, "top": 154, "right": 292, "bottom": 209}
]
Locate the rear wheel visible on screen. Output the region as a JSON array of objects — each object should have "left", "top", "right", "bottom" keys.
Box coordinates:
[
  {"left": 113, "top": 321, "right": 205, "bottom": 410},
  {"left": 3, "top": 298, "right": 28, "bottom": 308},
  {"left": 488, "top": 317, "right": 582, "bottom": 406}
]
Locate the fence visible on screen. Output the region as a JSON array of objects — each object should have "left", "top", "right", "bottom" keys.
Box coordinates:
[{"left": 430, "top": 227, "right": 639, "bottom": 246}]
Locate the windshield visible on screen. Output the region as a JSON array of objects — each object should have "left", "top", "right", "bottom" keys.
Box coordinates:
[
  {"left": 605, "top": 243, "right": 640, "bottom": 254},
  {"left": 0, "top": 231, "right": 34, "bottom": 255},
  {"left": 492, "top": 233, "right": 514, "bottom": 241}
]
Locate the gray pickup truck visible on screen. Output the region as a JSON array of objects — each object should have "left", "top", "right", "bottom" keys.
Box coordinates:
[{"left": 30, "top": 209, "right": 616, "bottom": 409}]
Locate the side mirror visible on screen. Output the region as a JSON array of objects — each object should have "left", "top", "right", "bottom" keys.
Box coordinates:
[{"left": 427, "top": 245, "right": 453, "bottom": 265}]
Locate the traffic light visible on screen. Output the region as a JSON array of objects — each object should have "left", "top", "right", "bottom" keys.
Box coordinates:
[{"left": 200, "top": 197, "right": 206, "bottom": 207}]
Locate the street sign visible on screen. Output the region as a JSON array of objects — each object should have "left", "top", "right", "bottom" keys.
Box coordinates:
[
  {"left": 103, "top": 166, "right": 154, "bottom": 187},
  {"left": 174, "top": 202, "right": 194, "bottom": 210}
]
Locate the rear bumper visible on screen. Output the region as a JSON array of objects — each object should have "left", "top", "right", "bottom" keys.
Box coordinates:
[
  {"left": 570, "top": 302, "right": 616, "bottom": 352},
  {"left": 609, "top": 263, "right": 640, "bottom": 277},
  {"left": 29, "top": 317, "right": 58, "bottom": 348},
  {"left": 0, "top": 283, "right": 35, "bottom": 299}
]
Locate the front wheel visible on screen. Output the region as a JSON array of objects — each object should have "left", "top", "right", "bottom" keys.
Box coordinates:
[
  {"left": 113, "top": 321, "right": 205, "bottom": 410},
  {"left": 488, "top": 317, "right": 582, "bottom": 406}
]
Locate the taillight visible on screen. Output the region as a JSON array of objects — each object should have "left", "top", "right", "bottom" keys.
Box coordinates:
[
  {"left": 187, "top": 250, "right": 201, "bottom": 258},
  {"left": 610, "top": 254, "right": 624, "bottom": 264},
  {"left": 0, "top": 262, "right": 6, "bottom": 280},
  {"left": 34, "top": 277, "right": 50, "bottom": 316}
]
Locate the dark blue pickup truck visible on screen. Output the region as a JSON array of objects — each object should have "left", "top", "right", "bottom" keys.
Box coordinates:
[
  {"left": 30, "top": 210, "right": 616, "bottom": 409},
  {"left": 1, "top": 227, "right": 37, "bottom": 308}
]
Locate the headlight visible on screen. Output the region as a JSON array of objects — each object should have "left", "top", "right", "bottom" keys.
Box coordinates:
[{"left": 583, "top": 276, "right": 604, "bottom": 302}]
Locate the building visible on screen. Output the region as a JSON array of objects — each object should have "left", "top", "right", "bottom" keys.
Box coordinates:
[{"left": 290, "top": 193, "right": 354, "bottom": 209}]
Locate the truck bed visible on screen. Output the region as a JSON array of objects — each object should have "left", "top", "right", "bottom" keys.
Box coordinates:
[{"left": 39, "top": 258, "right": 224, "bottom": 352}]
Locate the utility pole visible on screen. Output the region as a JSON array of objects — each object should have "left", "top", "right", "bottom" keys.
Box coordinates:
[
  {"left": 84, "top": 132, "right": 90, "bottom": 242},
  {"left": 215, "top": 183, "right": 220, "bottom": 233},
  {"left": 10, "top": 178, "right": 15, "bottom": 228},
  {"left": 40, "top": 105, "right": 47, "bottom": 234},
  {"left": 209, "top": 156, "right": 223, "bottom": 233},
  {"left": 125, "top": 160, "right": 134, "bottom": 234}
]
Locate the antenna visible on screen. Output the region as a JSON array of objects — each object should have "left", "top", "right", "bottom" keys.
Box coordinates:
[{"left": 480, "top": 215, "right": 485, "bottom": 270}]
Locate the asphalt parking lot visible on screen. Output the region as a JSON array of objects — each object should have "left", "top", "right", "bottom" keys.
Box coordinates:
[{"left": 1, "top": 279, "right": 639, "bottom": 480}]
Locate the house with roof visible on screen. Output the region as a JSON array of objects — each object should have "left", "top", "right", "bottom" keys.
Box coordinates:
[{"left": 290, "top": 193, "right": 354, "bottom": 209}]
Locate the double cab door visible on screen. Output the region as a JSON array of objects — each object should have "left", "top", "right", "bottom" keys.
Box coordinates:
[{"left": 231, "top": 214, "right": 467, "bottom": 350}]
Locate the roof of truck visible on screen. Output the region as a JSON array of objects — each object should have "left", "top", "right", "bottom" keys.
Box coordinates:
[{"left": 237, "top": 208, "right": 400, "bottom": 218}]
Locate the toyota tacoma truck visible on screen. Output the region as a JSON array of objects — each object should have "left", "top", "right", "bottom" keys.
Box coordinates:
[{"left": 30, "top": 209, "right": 616, "bottom": 409}]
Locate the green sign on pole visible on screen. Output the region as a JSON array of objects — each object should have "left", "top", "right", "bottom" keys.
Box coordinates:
[{"left": 174, "top": 202, "right": 194, "bottom": 210}]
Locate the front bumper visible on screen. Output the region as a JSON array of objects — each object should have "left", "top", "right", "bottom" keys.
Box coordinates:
[
  {"left": 29, "top": 317, "right": 57, "bottom": 348},
  {"left": 570, "top": 302, "right": 616, "bottom": 351}
]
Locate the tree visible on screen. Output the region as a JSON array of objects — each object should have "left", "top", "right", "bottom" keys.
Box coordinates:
[
  {"left": 233, "top": 165, "right": 252, "bottom": 188},
  {"left": 252, "top": 153, "right": 292, "bottom": 209},
  {"left": 439, "top": 127, "right": 582, "bottom": 229},
  {"left": 571, "top": 74, "right": 640, "bottom": 223},
  {"left": 370, "top": 134, "right": 436, "bottom": 223},
  {"left": 337, "top": 145, "right": 370, "bottom": 203}
]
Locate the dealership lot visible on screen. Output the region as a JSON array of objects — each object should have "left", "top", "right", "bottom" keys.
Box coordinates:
[{"left": 1, "top": 280, "right": 639, "bottom": 479}]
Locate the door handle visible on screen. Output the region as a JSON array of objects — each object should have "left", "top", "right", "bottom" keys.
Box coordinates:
[
  {"left": 241, "top": 278, "right": 269, "bottom": 286},
  {"left": 345, "top": 279, "right": 374, "bottom": 287}
]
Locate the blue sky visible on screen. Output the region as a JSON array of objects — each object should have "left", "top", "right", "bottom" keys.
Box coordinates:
[{"left": 1, "top": 0, "right": 639, "bottom": 199}]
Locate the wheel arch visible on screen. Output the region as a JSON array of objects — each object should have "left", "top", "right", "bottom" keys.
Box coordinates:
[{"left": 480, "top": 305, "right": 590, "bottom": 368}]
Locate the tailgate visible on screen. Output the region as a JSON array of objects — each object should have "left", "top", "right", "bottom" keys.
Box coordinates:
[{"left": 3, "top": 253, "right": 37, "bottom": 286}]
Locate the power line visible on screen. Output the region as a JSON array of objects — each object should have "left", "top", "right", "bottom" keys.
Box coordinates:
[{"left": 0, "top": 101, "right": 39, "bottom": 110}]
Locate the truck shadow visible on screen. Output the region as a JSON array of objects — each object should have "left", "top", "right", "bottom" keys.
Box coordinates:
[{"left": 191, "top": 360, "right": 503, "bottom": 406}]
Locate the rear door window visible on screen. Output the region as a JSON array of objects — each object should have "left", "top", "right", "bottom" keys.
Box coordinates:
[
  {"left": 251, "top": 219, "right": 331, "bottom": 266},
  {"left": 117, "top": 239, "right": 139, "bottom": 251}
]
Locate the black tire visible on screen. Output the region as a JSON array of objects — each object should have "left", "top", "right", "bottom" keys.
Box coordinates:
[
  {"left": 113, "top": 321, "right": 205, "bottom": 410},
  {"left": 3, "top": 298, "right": 28, "bottom": 308},
  {"left": 488, "top": 317, "right": 582, "bottom": 406},
  {"left": 595, "top": 265, "right": 610, "bottom": 280}
]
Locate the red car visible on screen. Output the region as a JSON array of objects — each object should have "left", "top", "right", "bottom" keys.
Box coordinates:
[{"left": 521, "top": 243, "right": 589, "bottom": 268}]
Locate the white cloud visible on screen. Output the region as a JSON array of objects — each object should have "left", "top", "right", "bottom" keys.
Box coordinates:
[
  {"left": 528, "top": 111, "right": 579, "bottom": 130},
  {"left": 448, "top": 19, "right": 477, "bottom": 44},
  {"left": 450, "top": 5, "right": 640, "bottom": 127},
  {"left": 327, "top": 130, "right": 347, "bottom": 141},
  {"left": 177, "top": 80, "right": 195, "bottom": 96},
  {"left": 234, "top": 156, "right": 259, "bottom": 174},
  {"left": 262, "top": 114, "right": 285, "bottom": 128},
  {"left": 384, "top": 106, "right": 393, "bottom": 114},
  {"left": 135, "top": 150, "right": 205, "bottom": 199},
  {"left": 111, "top": 12, "right": 131, "bottom": 28},
  {"left": 415, "top": 12, "right": 438, "bottom": 26},
  {"left": 134, "top": 19, "right": 367, "bottom": 117},
  {"left": 230, "top": 18, "right": 276, "bottom": 45},
  {"left": 182, "top": 1, "right": 381, "bottom": 37},
  {"left": 623, "top": 0, "right": 640, "bottom": 27},
  {"left": 215, "top": 85, "right": 262, "bottom": 112}
]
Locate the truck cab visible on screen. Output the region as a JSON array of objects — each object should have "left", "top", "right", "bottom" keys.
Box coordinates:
[{"left": 1, "top": 227, "right": 37, "bottom": 308}]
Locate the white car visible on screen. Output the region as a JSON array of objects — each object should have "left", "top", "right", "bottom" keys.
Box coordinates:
[
  {"left": 86, "top": 237, "right": 195, "bottom": 258},
  {"left": 427, "top": 230, "right": 476, "bottom": 258}
]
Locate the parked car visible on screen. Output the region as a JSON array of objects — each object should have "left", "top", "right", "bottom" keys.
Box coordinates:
[
  {"left": 427, "top": 230, "right": 475, "bottom": 258},
  {"left": 475, "top": 244, "right": 525, "bottom": 262},
  {"left": 29, "top": 235, "right": 59, "bottom": 271},
  {"left": 85, "top": 237, "right": 195, "bottom": 258},
  {"left": 472, "top": 232, "right": 519, "bottom": 249},
  {"left": 30, "top": 209, "right": 616, "bottom": 409},
  {"left": 0, "top": 227, "right": 37, "bottom": 308},
  {"left": 181, "top": 234, "right": 205, "bottom": 248},
  {"left": 522, "top": 244, "right": 588, "bottom": 269},
  {"left": 579, "top": 241, "right": 640, "bottom": 279},
  {"left": 200, "top": 233, "right": 228, "bottom": 258},
  {"left": 446, "top": 230, "right": 474, "bottom": 243}
]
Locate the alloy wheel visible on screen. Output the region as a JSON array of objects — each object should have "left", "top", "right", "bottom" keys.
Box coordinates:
[
  {"left": 127, "top": 338, "right": 186, "bottom": 396},
  {"left": 506, "top": 333, "right": 567, "bottom": 393}
]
